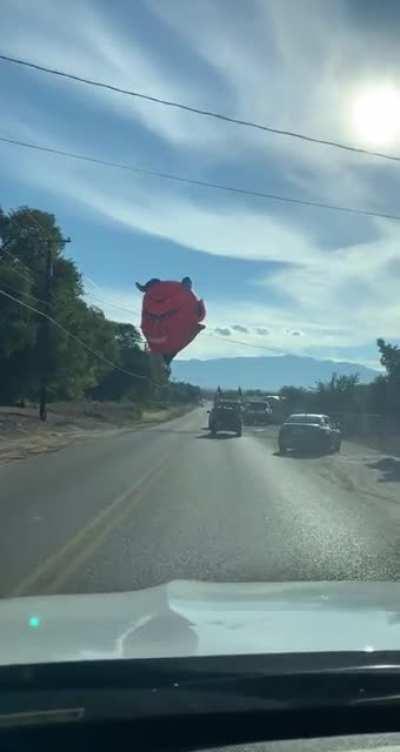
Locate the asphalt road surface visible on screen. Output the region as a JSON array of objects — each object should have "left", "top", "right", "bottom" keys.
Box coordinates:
[{"left": 1, "top": 408, "right": 400, "bottom": 597}]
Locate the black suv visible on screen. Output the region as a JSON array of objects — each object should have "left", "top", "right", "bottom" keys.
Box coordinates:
[{"left": 209, "top": 401, "right": 242, "bottom": 437}]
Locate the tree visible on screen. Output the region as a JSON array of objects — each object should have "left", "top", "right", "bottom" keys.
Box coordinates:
[
  {"left": 375, "top": 338, "right": 400, "bottom": 417},
  {"left": 0, "top": 204, "right": 201, "bottom": 408},
  {"left": 313, "top": 373, "right": 360, "bottom": 414},
  {"left": 0, "top": 206, "right": 121, "bottom": 402},
  {"left": 167, "top": 381, "right": 201, "bottom": 404},
  {"left": 89, "top": 322, "right": 150, "bottom": 402},
  {"left": 377, "top": 338, "right": 400, "bottom": 380},
  {"left": 0, "top": 207, "right": 74, "bottom": 401},
  {"left": 279, "top": 385, "right": 308, "bottom": 414}
]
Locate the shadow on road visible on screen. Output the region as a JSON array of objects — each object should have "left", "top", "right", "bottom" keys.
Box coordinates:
[
  {"left": 366, "top": 456, "right": 400, "bottom": 482},
  {"left": 146, "top": 428, "right": 198, "bottom": 435},
  {"left": 273, "top": 449, "right": 330, "bottom": 460},
  {"left": 197, "top": 433, "right": 239, "bottom": 440}
]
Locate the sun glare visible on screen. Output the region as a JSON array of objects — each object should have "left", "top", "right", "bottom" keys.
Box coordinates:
[{"left": 352, "top": 86, "right": 400, "bottom": 146}]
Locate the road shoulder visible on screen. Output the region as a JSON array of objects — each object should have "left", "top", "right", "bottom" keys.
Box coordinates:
[{"left": 0, "top": 403, "right": 194, "bottom": 465}]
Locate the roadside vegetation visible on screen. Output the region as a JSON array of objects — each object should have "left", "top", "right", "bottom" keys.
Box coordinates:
[
  {"left": 0, "top": 206, "right": 200, "bottom": 413},
  {"left": 279, "top": 339, "right": 399, "bottom": 438},
  {"left": 207, "top": 340, "right": 400, "bottom": 449}
]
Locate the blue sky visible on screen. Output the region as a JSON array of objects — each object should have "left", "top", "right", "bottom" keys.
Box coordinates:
[{"left": 2, "top": 0, "right": 400, "bottom": 366}]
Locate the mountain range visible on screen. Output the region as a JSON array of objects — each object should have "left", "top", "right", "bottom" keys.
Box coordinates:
[{"left": 172, "top": 355, "right": 379, "bottom": 390}]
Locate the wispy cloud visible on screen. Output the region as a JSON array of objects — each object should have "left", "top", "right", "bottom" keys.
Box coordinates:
[
  {"left": 0, "top": 0, "right": 241, "bottom": 153},
  {"left": 215, "top": 327, "right": 231, "bottom": 336},
  {"left": 2, "top": 0, "right": 400, "bottom": 367}
]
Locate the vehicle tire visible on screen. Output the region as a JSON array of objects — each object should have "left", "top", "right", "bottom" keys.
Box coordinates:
[
  {"left": 279, "top": 442, "right": 287, "bottom": 455},
  {"left": 236, "top": 428, "right": 242, "bottom": 437},
  {"left": 335, "top": 440, "right": 341, "bottom": 453}
]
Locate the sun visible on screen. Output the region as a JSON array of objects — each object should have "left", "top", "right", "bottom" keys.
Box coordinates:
[{"left": 352, "top": 85, "right": 400, "bottom": 146}]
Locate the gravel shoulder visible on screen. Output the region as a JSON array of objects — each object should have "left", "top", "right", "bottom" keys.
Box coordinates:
[
  {"left": 0, "top": 402, "right": 192, "bottom": 465},
  {"left": 248, "top": 424, "right": 400, "bottom": 511}
]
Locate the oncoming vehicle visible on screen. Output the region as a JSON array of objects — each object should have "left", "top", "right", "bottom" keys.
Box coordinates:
[
  {"left": 279, "top": 413, "right": 342, "bottom": 455},
  {"left": 243, "top": 400, "right": 272, "bottom": 426},
  {"left": 209, "top": 400, "right": 242, "bottom": 437}
]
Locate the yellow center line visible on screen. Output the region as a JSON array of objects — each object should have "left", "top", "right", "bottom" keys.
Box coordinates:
[{"left": 13, "top": 455, "right": 170, "bottom": 596}]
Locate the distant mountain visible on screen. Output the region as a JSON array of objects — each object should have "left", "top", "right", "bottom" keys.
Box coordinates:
[{"left": 172, "top": 355, "right": 379, "bottom": 390}]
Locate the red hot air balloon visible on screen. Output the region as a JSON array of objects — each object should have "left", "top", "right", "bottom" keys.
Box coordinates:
[{"left": 137, "top": 278, "right": 206, "bottom": 371}]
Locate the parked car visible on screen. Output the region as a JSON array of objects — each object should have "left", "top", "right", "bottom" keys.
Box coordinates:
[
  {"left": 208, "top": 401, "right": 242, "bottom": 437},
  {"left": 278, "top": 413, "right": 341, "bottom": 455},
  {"left": 243, "top": 400, "right": 272, "bottom": 426}
]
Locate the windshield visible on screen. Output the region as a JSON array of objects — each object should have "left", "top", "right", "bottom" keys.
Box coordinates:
[
  {"left": 286, "top": 415, "right": 325, "bottom": 425},
  {"left": 1, "top": 0, "right": 400, "bottom": 670}
]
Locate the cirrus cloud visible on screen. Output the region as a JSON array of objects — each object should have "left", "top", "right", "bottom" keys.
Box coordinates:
[{"left": 215, "top": 327, "right": 232, "bottom": 336}]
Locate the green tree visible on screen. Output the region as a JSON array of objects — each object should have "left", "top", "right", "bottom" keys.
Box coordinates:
[
  {"left": 89, "top": 322, "right": 150, "bottom": 401},
  {"left": 279, "top": 385, "right": 309, "bottom": 414},
  {"left": 0, "top": 204, "right": 204, "bottom": 409},
  {"left": 377, "top": 338, "right": 400, "bottom": 380},
  {"left": 0, "top": 206, "right": 120, "bottom": 402},
  {"left": 313, "top": 373, "right": 360, "bottom": 414},
  {"left": 374, "top": 338, "right": 400, "bottom": 417}
]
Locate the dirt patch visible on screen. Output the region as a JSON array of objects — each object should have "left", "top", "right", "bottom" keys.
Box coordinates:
[
  {"left": 349, "top": 431, "right": 400, "bottom": 458},
  {"left": 0, "top": 402, "right": 193, "bottom": 465}
]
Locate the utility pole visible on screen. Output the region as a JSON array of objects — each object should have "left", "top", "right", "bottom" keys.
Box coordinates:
[
  {"left": 39, "top": 242, "right": 52, "bottom": 422},
  {"left": 38, "top": 235, "right": 71, "bottom": 422}
]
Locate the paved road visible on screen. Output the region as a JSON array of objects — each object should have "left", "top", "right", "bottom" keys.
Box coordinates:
[{"left": 1, "top": 408, "right": 400, "bottom": 597}]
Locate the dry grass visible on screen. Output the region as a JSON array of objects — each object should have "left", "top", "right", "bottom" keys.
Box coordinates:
[
  {"left": 351, "top": 431, "right": 400, "bottom": 458},
  {"left": 0, "top": 402, "right": 192, "bottom": 465}
]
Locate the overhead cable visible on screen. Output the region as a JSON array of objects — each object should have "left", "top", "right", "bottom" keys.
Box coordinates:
[
  {"left": 0, "top": 287, "right": 151, "bottom": 382},
  {"left": 0, "top": 245, "right": 33, "bottom": 282},
  {"left": 1, "top": 136, "right": 399, "bottom": 221},
  {"left": 1, "top": 52, "right": 400, "bottom": 164}
]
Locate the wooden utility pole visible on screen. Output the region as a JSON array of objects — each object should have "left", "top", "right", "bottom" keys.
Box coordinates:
[
  {"left": 39, "top": 242, "right": 52, "bottom": 422},
  {"left": 38, "top": 235, "right": 71, "bottom": 421}
]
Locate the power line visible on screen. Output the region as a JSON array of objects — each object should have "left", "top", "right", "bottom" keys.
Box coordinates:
[
  {"left": 1, "top": 52, "right": 400, "bottom": 165},
  {"left": 0, "top": 246, "right": 33, "bottom": 282},
  {"left": 2, "top": 246, "right": 144, "bottom": 330},
  {"left": 86, "top": 292, "right": 145, "bottom": 342},
  {"left": 84, "top": 288, "right": 142, "bottom": 318},
  {"left": 89, "top": 291, "right": 140, "bottom": 316},
  {"left": 2, "top": 216, "right": 276, "bottom": 364},
  {"left": 85, "top": 287, "right": 274, "bottom": 350},
  {"left": 2, "top": 274, "right": 144, "bottom": 324},
  {"left": 0, "top": 281, "right": 278, "bottom": 370},
  {"left": 1, "top": 274, "right": 282, "bottom": 360},
  {"left": 0, "top": 281, "right": 284, "bottom": 357},
  {"left": 82, "top": 277, "right": 144, "bottom": 333},
  {"left": 0, "top": 287, "right": 152, "bottom": 383},
  {"left": 1, "top": 136, "right": 400, "bottom": 222},
  {"left": 0, "top": 257, "right": 33, "bottom": 285},
  {"left": 0, "top": 281, "right": 50, "bottom": 309}
]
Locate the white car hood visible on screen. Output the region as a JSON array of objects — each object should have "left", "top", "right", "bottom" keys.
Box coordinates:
[{"left": 2, "top": 580, "right": 400, "bottom": 666}]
